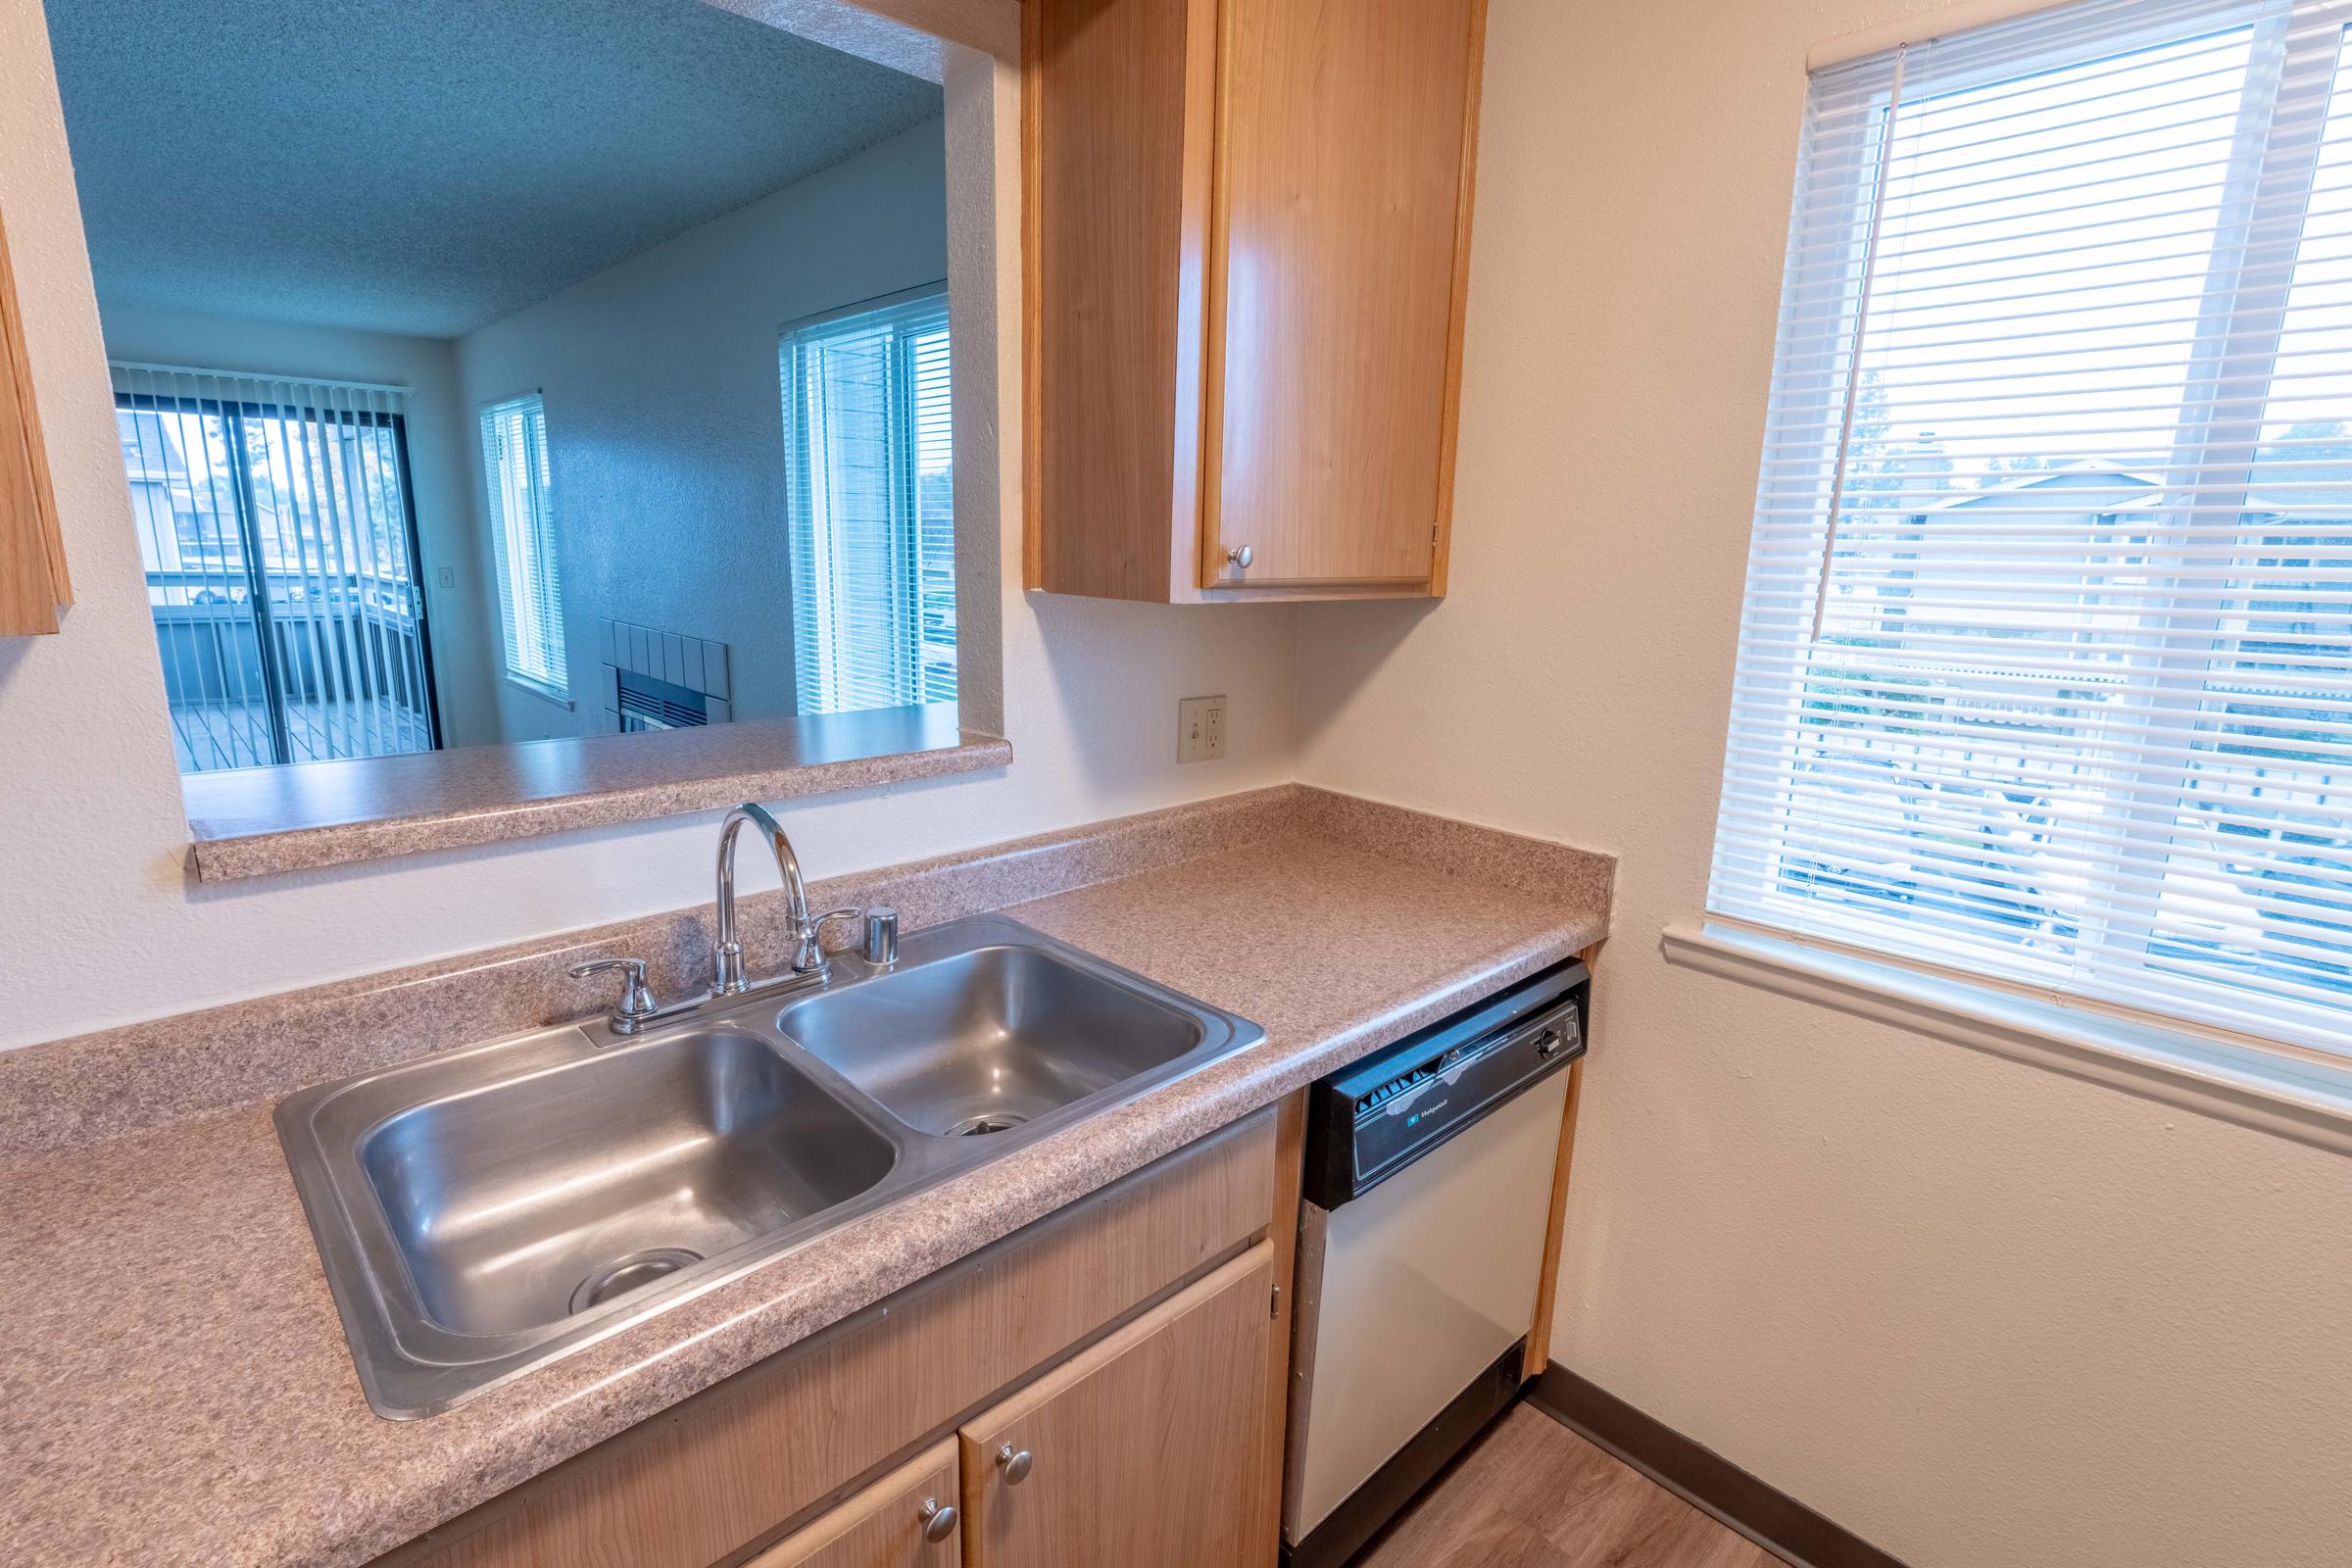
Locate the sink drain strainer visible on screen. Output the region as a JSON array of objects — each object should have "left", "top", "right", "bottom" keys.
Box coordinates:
[
  {"left": 944, "top": 1111, "right": 1030, "bottom": 1137},
  {"left": 569, "top": 1247, "right": 705, "bottom": 1314}
]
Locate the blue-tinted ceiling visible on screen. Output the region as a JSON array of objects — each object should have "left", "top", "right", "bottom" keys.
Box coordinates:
[{"left": 42, "top": 0, "right": 943, "bottom": 337}]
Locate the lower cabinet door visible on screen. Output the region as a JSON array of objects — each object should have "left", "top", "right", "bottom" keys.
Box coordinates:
[
  {"left": 957, "top": 1244, "right": 1275, "bottom": 1568},
  {"left": 750, "top": 1439, "right": 963, "bottom": 1568}
]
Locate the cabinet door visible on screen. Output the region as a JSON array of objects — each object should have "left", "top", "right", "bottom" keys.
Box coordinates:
[
  {"left": 958, "top": 1244, "right": 1275, "bottom": 1568},
  {"left": 750, "top": 1439, "right": 962, "bottom": 1568},
  {"left": 1203, "top": 0, "right": 1485, "bottom": 592}
]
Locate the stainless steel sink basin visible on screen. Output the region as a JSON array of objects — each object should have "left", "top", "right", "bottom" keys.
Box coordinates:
[
  {"left": 776, "top": 944, "right": 1206, "bottom": 1137},
  {"left": 359, "top": 1029, "right": 897, "bottom": 1338},
  {"left": 275, "top": 914, "right": 1261, "bottom": 1417}
]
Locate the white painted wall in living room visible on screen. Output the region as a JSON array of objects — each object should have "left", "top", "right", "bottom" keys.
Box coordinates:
[
  {"left": 0, "top": 5, "right": 1299, "bottom": 1052},
  {"left": 452, "top": 117, "right": 952, "bottom": 746},
  {"left": 1290, "top": 1, "right": 2352, "bottom": 1565}
]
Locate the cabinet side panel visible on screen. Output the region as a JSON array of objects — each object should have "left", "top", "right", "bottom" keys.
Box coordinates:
[
  {"left": 1205, "top": 0, "right": 1480, "bottom": 589},
  {"left": 1028, "top": 0, "right": 1199, "bottom": 601},
  {"left": 0, "top": 206, "right": 64, "bottom": 637}
]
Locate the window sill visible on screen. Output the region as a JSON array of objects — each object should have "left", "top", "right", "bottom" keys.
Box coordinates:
[
  {"left": 503, "top": 671, "right": 574, "bottom": 710},
  {"left": 179, "top": 704, "right": 1008, "bottom": 883},
  {"left": 1662, "top": 921, "right": 2352, "bottom": 1157}
]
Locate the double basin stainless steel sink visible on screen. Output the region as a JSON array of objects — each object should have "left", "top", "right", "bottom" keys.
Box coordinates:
[{"left": 274, "top": 915, "right": 1263, "bottom": 1418}]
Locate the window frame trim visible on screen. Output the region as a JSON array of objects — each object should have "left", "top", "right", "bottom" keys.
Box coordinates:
[{"left": 477, "top": 390, "right": 569, "bottom": 704}]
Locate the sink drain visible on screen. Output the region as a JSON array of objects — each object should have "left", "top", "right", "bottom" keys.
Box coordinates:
[
  {"left": 569, "top": 1248, "right": 705, "bottom": 1314},
  {"left": 944, "top": 1111, "right": 1030, "bottom": 1137}
]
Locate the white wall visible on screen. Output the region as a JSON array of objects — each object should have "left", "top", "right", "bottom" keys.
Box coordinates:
[
  {"left": 91, "top": 301, "right": 505, "bottom": 747},
  {"left": 0, "top": 4, "right": 1298, "bottom": 1052},
  {"left": 453, "top": 117, "right": 950, "bottom": 743},
  {"left": 1292, "top": 2, "right": 2352, "bottom": 1565}
]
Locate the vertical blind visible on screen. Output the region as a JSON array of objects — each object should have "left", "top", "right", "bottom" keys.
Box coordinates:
[
  {"left": 781, "top": 287, "right": 956, "bottom": 716},
  {"left": 112, "top": 362, "right": 436, "bottom": 772},
  {"left": 479, "top": 392, "right": 567, "bottom": 701},
  {"left": 1710, "top": 0, "right": 2352, "bottom": 1053}
]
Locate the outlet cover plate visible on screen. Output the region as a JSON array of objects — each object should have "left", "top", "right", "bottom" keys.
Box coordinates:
[{"left": 1178, "top": 695, "right": 1227, "bottom": 763}]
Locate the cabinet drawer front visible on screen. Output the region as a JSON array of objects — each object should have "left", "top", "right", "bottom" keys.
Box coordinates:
[
  {"left": 958, "top": 1243, "right": 1276, "bottom": 1568},
  {"left": 750, "top": 1439, "right": 961, "bottom": 1568}
]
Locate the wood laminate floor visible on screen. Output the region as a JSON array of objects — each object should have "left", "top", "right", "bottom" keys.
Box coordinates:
[{"left": 1351, "top": 1404, "right": 1791, "bottom": 1568}]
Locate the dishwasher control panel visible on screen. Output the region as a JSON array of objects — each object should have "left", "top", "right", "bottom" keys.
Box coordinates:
[{"left": 1303, "top": 957, "right": 1589, "bottom": 1208}]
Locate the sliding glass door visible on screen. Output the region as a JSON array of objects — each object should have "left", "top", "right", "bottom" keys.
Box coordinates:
[{"left": 113, "top": 367, "right": 439, "bottom": 773}]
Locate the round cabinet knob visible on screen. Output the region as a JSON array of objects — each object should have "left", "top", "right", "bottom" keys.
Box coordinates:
[
  {"left": 917, "top": 1497, "right": 958, "bottom": 1544},
  {"left": 997, "top": 1443, "right": 1034, "bottom": 1486},
  {"left": 1226, "top": 544, "right": 1253, "bottom": 569}
]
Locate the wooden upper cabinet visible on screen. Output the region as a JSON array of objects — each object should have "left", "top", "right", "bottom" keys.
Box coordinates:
[
  {"left": 957, "top": 1243, "right": 1275, "bottom": 1568},
  {"left": 1023, "top": 0, "right": 1487, "bottom": 603},
  {"left": 0, "top": 204, "right": 72, "bottom": 637}
]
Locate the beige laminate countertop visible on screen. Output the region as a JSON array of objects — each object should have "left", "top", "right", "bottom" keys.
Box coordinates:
[{"left": 1, "top": 822, "right": 1606, "bottom": 1568}]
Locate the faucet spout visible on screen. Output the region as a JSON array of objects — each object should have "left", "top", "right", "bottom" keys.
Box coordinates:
[{"left": 712, "top": 803, "right": 811, "bottom": 994}]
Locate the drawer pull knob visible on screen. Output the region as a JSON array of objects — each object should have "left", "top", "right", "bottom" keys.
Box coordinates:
[
  {"left": 918, "top": 1497, "right": 957, "bottom": 1544},
  {"left": 1226, "top": 544, "right": 1253, "bottom": 569},
  {"left": 997, "top": 1443, "right": 1034, "bottom": 1486}
]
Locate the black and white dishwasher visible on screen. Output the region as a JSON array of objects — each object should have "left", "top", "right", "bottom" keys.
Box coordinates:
[{"left": 1280, "top": 957, "right": 1590, "bottom": 1568}]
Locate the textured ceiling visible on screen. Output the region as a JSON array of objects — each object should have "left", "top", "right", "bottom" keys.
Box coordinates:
[{"left": 43, "top": 0, "right": 943, "bottom": 337}]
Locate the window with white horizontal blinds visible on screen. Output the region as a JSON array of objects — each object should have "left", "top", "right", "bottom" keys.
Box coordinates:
[
  {"left": 781, "top": 287, "right": 955, "bottom": 716},
  {"left": 1711, "top": 0, "right": 2352, "bottom": 1053},
  {"left": 479, "top": 393, "right": 567, "bottom": 701}
]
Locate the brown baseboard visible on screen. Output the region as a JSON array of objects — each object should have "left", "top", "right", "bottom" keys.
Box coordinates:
[{"left": 1525, "top": 1367, "right": 1911, "bottom": 1568}]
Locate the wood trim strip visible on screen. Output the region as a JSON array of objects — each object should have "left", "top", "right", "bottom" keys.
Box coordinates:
[
  {"left": 1255, "top": 1090, "right": 1308, "bottom": 1566},
  {"left": 1171, "top": 0, "right": 1223, "bottom": 601},
  {"left": 1518, "top": 1055, "right": 1584, "bottom": 1380},
  {"left": 1525, "top": 1370, "right": 1915, "bottom": 1568},
  {"left": 1521, "top": 938, "right": 1599, "bottom": 1379},
  {"left": 1018, "top": 0, "right": 1043, "bottom": 591},
  {"left": 1426, "top": 0, "right": 1489, "bottom": 600},
  {"left": 0, "top": 202, "right": 68, "bottom": 638},
  {"left": 1190, "top": 0, "right": 1238, "bottom": 595}
]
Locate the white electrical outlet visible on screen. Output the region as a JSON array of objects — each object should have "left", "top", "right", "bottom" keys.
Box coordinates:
[{"left": 1178, "top": 695, "right": 1228, "bottom": 763}]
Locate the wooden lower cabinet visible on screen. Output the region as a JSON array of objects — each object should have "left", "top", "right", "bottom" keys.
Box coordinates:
[
  {"left": 749, "top": 1441, "right": 961, "bottom": 1568},
  {"left": 957, "top": 1243, "right": 1276, "bottom": 1568},
  {"left": 384, "top": 1114, "right": 1281, "bottom": 1568}
]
